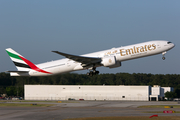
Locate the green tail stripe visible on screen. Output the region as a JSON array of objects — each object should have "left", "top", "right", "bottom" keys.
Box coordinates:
[{"left": 6, "top": 50, "right": 22, "bottom": 60}]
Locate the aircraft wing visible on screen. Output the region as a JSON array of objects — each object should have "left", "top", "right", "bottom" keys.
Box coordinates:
[{"left": 52, "top": 51, "right": 101, "bottom": 66}]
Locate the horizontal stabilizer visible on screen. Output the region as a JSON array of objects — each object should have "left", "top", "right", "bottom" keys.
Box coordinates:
[{"left": 6, "top": 70, "right": 29, "bottom": 73}]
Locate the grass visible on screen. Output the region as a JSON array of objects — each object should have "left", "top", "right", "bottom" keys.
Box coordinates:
[
  {"left": 1, "top": 100, "right": 56, "bottom": 103},
  {"left": 0, "top": 100, "right": 78, "bottom": 107},
  {"left": 64, "top": 116, "right": 180, "bottom": 120},
  {"left": 138, "top": 105, "right": 180, "bottom": 108},
  {"left": 0, "top": 103, "right": 55, "bottom": 107},
  {"left": 1, "top": 100, "right": 78, "bottom": 103},
  {"left": 143, "top": 111, "right": 180, "bottom": 113}
]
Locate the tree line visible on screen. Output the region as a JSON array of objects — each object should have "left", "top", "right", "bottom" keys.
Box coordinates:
[{"left": 0, "top": 72, "right": 180, "bottom": 98}]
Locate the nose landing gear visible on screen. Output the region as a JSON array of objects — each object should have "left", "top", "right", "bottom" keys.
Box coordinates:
[{"left": 162, "top": 51, "right": 166, "bottom": 60}]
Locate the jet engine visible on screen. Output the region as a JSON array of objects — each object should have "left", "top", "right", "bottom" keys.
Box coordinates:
[{"left": 101, "top": 56, "right": 121, "bottom": 68}]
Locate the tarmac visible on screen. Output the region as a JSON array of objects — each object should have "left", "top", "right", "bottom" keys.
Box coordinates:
[{"left": 0, "top": 101, "right": 180, "bottom": 120}]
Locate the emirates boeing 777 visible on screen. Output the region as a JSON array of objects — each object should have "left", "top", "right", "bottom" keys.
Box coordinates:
[{"left": 6, "top": 40, "right": 175, "bottom": 76}]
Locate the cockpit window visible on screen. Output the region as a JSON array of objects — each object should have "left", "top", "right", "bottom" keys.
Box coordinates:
[{"left": 167, "top": 42, "right": 172, "bottom": 44}]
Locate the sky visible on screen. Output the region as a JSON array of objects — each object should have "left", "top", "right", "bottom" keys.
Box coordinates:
[{"left": 0, "top": 0, "right": 180, "bottom": 75}]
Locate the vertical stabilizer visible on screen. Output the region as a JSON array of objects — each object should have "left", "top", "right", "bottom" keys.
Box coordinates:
[
  {"left": 6, "top": 48, "right": 52, "bottom": 75},
  {"left": 6, "top": 48, "right": 31, "bottom": 71}
]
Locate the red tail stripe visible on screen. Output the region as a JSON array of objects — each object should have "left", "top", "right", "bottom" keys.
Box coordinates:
[
  {"left": 19, "top": 56, "right": 52, "bottom": 74},
  {"left": 149, "top": 115, "right": 158, "bottom": 118}
]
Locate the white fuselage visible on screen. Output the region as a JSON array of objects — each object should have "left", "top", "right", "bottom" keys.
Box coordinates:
[{"left": 13, "top": 40, "right": 174, "bottom": 76}]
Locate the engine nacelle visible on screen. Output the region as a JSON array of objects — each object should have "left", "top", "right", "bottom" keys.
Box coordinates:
[{"left": 101, "top": 56, "right": 121, "bottom": 68}]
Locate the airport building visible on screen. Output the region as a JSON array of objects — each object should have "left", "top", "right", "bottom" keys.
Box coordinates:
[{"left": 24, "top": 85, "right": 173, "bottom": 101}]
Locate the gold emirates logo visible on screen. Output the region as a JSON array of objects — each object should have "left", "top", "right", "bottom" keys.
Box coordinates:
[
  {"left": 109, "top": 59, "right": 112, "bottom": 63},
  {"left": 105, "top": 44, "right": 156, "bottom": 56}
]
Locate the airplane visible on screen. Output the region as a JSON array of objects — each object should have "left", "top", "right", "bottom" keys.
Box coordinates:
[{"left": 6, "top": 40, "right": 175, "bottom": 76}]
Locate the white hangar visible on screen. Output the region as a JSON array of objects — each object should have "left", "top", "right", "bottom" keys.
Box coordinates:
[{"left": 24, "top": 85, "right": 173, "bottom": 101}]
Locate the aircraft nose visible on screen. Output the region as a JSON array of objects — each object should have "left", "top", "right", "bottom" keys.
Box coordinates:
[
  {"left": 166, "top": 41, "right": 175, "bottom": 50},
  {"left": 172, "top": 43, "right": 175, "bottom": 48}
]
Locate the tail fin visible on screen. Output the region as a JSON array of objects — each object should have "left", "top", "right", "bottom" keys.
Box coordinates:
[
  {"left": 6, "top": 48, "right": 32, "bottom": 71},
  {"left": 6, "top": 48, "right": 52, "bottom": 75}
]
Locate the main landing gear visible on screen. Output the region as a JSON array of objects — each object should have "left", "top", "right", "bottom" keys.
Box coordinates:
[
  {"left": 162, "top": 51, "right": 166, "bottom": 60},
  {"left": 87, "top": 67, "right": 99, "bottom": 76}
]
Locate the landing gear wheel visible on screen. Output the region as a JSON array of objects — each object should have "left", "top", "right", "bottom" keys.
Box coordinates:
[
  {"left": 87, "top": 67, "right": 99, "bottom": 76},
  {"left": 89, "top": 71, "right": 93, "bottom": 76},
  {"left": 87, "top": 72, "right": 90, "bottom": 76},
  {"left": 95, "top": 71, "right": 99, "bottom": 75},
  {"left": 162, "top": 57, "right": 165, "bottom": 60}
]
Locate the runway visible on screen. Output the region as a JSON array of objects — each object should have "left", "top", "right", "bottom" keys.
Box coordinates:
[{"left": 0, "top": 101, "right": 180, "bottom": 120}]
